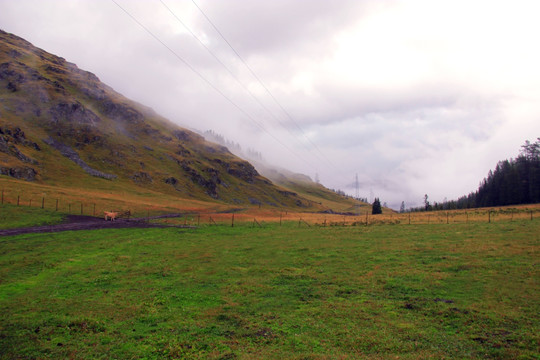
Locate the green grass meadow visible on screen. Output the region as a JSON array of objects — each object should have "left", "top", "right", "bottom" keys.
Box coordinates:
[
  {"left": 0, "top": 208, "right": 538, "bottom": 359},
  {"left": 0, "top": 204, "right": 65, "bottom": 229}
]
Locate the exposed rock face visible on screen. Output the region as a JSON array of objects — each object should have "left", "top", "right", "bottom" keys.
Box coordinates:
[
  {"left": 43, "top": 137, "right": 116, "bottom": 180},
  {"left": 179, "top": 161, "right": 219, "bottom": 198},
  {"left": 175, "top": 144, "right": 191, "bottom": 156},
  {"left": 164, "top": 177, "right": 178, "bottom": 185},
  {"left": 278, "top": 190, "right": 297, "bottom": 197},
  {"left": 0, "top": 166, "right": 37, "bottom": 181},
  {"left": 0, "top": 127, "right": 39, "bottom": 164},
  {"left": 101, "top": 100, "right": 143, "bottom": 123},
  {"left": 211, "top": 158, "right": 259, "bottom": 184},
  {"left": 0, "top": 127, "right": 39, "bottom": 149},
  {"left": 227, "top": 161, "right": 258, "bottom": 184},
  {"left": 49, "top": 124, "right": 104, "bottom": 149},
  {"left": 48, "top": 101, "right": 101, "bottom": 125},
  {"left": 173, "top": 130, "right": 194, "bottom": 142},
  {"left": 0, "top": 61, "right": 64, "bottom": 94},
  {"left": 249, "top": 198, "right": 261, "bottom": 205},
  {"left": 131, "top": 171, "right": 152, "bottom": 185}
]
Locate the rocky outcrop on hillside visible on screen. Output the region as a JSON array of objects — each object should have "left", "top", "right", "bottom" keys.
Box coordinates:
[
  {"left": 43, "top": 137, "right": 116, "bottom": 180},
  {"left": 227, "top": 161, "right": 258, "bottom": 184},
  {"left": 48, "top": 101, "right": 101, "bottom": 125},
  {"left": 0, "top": 166, "right": 37, "bottom": 181},
  {"left": 131, "top": 171, "right": 152, "bottom": 185},
  {"left": 0, "top": 126, "right": 39, "bottom": 165}
]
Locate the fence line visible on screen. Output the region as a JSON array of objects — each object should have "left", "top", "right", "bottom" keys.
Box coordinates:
[
  {"left": 0, "top": 191, "right": 127, "bottom": 219},
  {"left": 0, "top": 189, "right": 538, "bottom": 227}
]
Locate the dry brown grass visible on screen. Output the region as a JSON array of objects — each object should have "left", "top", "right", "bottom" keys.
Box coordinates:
[
  {"left": 152, "top": 204, "right": 540, "bottom": 227},
  {"left": 3, "top": 176, "right": 539, "bottom": 227}
]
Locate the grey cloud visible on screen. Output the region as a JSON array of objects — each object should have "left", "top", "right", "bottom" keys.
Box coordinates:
[
  {"left": 195, "top": 0, "right": 374, "bottom": 56},
  {"left": 1, "top": 0, "right": 538, "bottom": 209}
]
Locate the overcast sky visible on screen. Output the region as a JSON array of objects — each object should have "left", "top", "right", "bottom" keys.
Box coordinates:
[{"left": 2, "top": 0, "right": 539, "bottom": 208}]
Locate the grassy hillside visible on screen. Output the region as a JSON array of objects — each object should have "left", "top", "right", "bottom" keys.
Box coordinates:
[
  {"left": 0, "top": 29, "right": 330, "bottom": 211},
  {"left": 256, "top": 163, "right": 375, "bottom": 214}
]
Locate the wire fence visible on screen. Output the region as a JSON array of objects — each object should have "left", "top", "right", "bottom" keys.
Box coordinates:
[
  {"left": 1, "top": 189, "right": 538, "bottom": 227},
  {"left": 146, "top": 208, "right": 539, "bottom": 228}
]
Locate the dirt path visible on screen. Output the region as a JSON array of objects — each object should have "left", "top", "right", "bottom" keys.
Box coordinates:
[{"left": 0, "top": 215, "right": 192, "bottom": 237}]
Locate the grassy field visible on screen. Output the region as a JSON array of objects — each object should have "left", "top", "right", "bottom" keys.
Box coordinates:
[
  {"left": 0, "top": 204, "right": 66, "bottom": 229},
  {"left": 0, "top": 207, "right": 538, "bottom": 359}
]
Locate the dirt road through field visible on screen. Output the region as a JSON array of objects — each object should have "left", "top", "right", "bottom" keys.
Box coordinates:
[{"left": 0, "top": 215, "right": 190, "bottom": 237}]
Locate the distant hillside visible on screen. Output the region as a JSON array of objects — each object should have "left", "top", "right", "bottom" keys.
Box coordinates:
[
  {"left": 0, "top": 30, "right": 321, "bottom": 209},
  {"left": 254, "top": 162, "right": 375, "bottom": 214},
  {"left": 202, "top": 129, "right": 370, "bottom": 213}
]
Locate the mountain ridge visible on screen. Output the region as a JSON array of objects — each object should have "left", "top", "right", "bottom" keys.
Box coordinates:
[{"left": 0, "top": 29, "right": 361, "bottom": 212}]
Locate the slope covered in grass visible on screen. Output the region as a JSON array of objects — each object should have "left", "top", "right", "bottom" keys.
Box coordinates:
[{"left": 0, "top": 29, "right": 325, "bottom": 211}]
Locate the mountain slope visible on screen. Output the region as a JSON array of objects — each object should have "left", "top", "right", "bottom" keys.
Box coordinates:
[
  {"left": 255, "top": 163, "right": 372, "bottom": 214},
  {"left": 0, "top": 30, "right": 316, "bottom": 209},
  {"left": 203, "top": 129, "right": 370, "bottom": 213}
]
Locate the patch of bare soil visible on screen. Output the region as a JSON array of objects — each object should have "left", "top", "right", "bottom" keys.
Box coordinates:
[{"left": 0, "top": 215, "right": 191, "bottom": 237}]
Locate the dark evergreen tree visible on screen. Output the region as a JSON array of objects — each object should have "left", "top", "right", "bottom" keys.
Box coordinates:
[{"left": 372, "top": 198, "right": 382, "bottom": 214}]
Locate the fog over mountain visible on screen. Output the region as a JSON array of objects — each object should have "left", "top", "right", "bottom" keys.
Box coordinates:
[{"left": 1, "top": 0, "right": 539, "bottom": 208}]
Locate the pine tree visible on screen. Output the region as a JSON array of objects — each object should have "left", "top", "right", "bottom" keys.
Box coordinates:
[{"left": 372, "top": 198, "right": 382, "bottom": 215}]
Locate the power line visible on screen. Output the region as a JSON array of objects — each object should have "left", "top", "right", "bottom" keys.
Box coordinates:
[
  {"left": 109, "top": 0, "right": 316, "bottom": 170},
  {"left": 159, "top": 0, "right": 330, "bottom": 168},
  {"left": 190, "top": 0, "right": 340, "bottom": 173}
]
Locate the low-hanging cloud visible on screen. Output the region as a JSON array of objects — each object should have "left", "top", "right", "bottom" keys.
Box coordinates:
[{"left": 1, "top": 0, "right": 539, "bottom": 209}]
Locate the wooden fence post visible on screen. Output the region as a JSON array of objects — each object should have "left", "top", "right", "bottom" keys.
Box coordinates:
[
  {"left": 231, "top": 214, "right": 235, "bottom": 227},
  {"left": 69, "top": 203, "right": 71, "bottom": 213},
  {"left": 365, "top": 211, "right": 369, "bottom": 226},
  {"left": 279, "top": 212, "right": 282, "bottom": 226},
  {"left": 446, "top": 212, "right": 449, "bottom": 224},
  {"left": 41, "top": 197, "right": 44, "bottom": 209},
  {"left": 531, "top": 211, "right": 533, "bottom": 221},
  {"left": 408, "top": 212, "right": 411, "bottom": 225},
  {"left": 17, "top": 195, "right": 20, "bottom": 206},
  {"left": 29, "top": 199, "right": 32, "bottom": 207},
  {"left": 488, "top": 211, "right": 491, "bottom": 223},
  {"left": 56, "top": 199, "right": 58, "bottom": 211},
  {"left": 93, "top": 203, "right": 96, "bottom": 216},
  {"left": 197, "top": 214, "right": 200, "bottom": 226}
]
